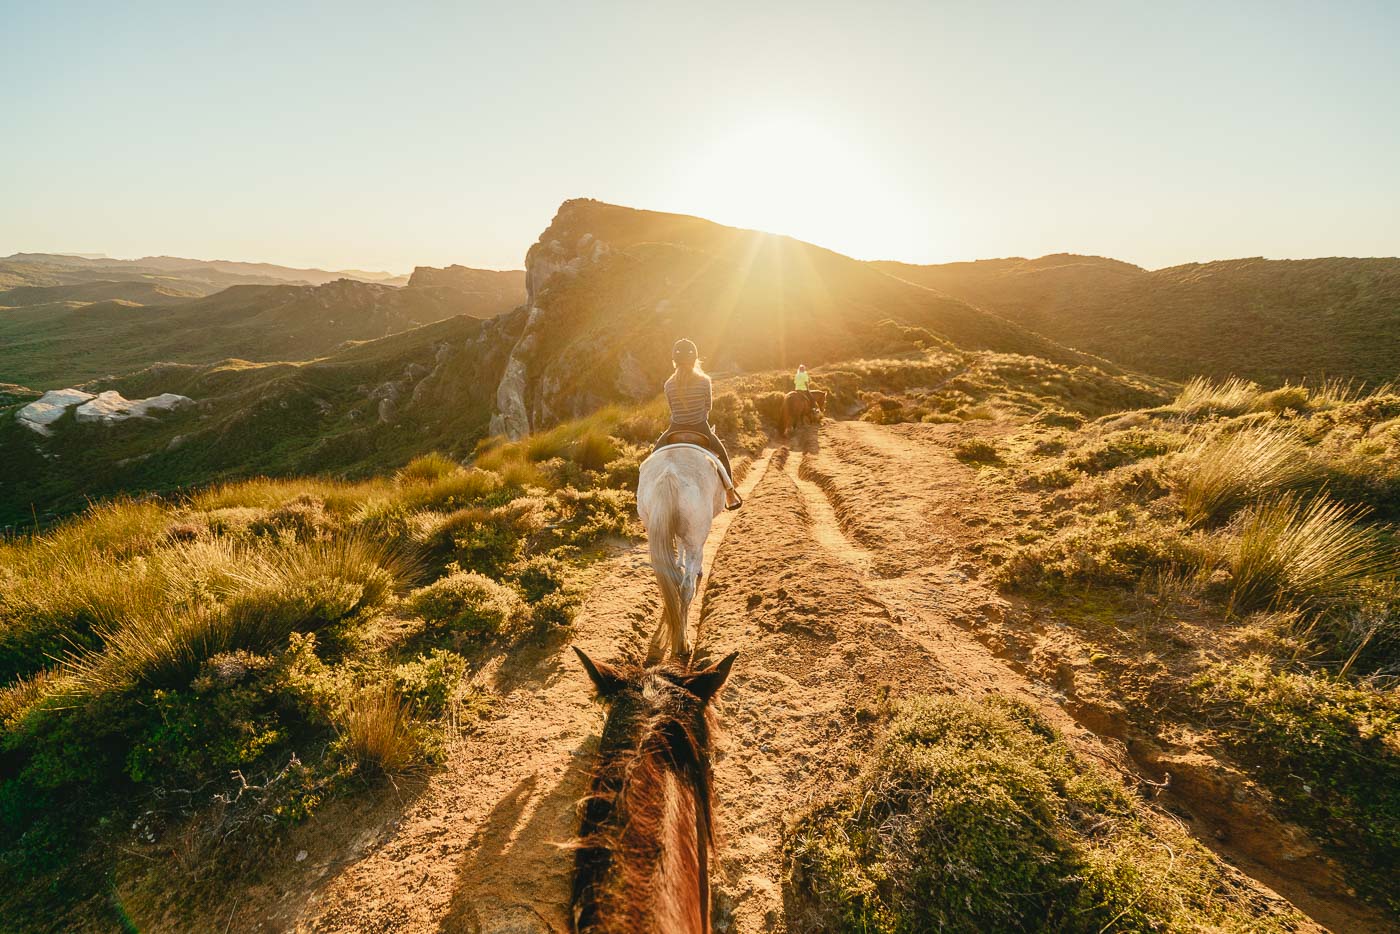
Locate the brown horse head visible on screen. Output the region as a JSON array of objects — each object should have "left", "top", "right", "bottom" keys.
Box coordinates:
[{"left": 572, "top": 648, "right": 738, "bottom": 934}]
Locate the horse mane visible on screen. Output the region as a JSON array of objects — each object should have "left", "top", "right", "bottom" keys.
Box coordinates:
[{"left": 573, "top": 661, "right": 717, "bottom": 933}]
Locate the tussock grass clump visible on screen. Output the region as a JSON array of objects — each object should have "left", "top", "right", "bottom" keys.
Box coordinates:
[
  {"left": 336, "top": 684, "right": 419, "bottom": 775},
  {"left": 1175, "top": 427, "right": 1311, "bottom": 525},
  {"left": 1229, "top": 493, "right": 1394, "bottom": 614},
  {"left": 1173, "top": 376, "right": 1261, "bottom": 416},
  {"left": 396, "top": 451, "right": 459, "bottom": 484},
  {"left": 407, "top": 569, "right": 528, "bottom": 641},
  {"left": 785, "top": 695, "right": 1297, "bottom": 933}
]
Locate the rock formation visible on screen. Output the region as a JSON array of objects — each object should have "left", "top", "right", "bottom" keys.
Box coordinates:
[{"left": 16, "top": 388, "right": 192, "bottom": 435}]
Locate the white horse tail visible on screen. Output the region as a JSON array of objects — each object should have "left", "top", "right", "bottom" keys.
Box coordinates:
[{"left": 647, "top": 470, "right": 687, "bottom": 657}]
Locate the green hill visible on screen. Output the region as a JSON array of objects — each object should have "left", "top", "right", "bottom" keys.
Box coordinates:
[
  {"left": 874, "top": 254, "right": 1400, "bottom": 386},
  {"left": 0, "top": 274, "right": 524, "bottom": 389}
]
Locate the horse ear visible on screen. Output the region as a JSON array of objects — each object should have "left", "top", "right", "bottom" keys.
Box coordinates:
[
  {"left": 682, "top": 652, "right": 738, "bottom": 702},
  {"left": 575, "top": 647, "right": 627, "bottom": 697}
]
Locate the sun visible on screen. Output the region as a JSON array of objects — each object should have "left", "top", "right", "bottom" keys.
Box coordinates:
[{"left": 668, "top": 111, "right": 920, "bottom": 259}]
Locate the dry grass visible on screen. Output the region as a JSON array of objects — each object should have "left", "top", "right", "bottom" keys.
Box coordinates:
[
  {"left": 1173, "top": 376, "right": 1261, "bottom": 416},
  {"left": 1176, "top": 427, "right": 1311, "bottom": 525},
  {"left": 1230, "top": 493, "right": 1395, "bottom": 614},
  {"left": 338, "top": 684, "right": 419, "bottom": 774}
]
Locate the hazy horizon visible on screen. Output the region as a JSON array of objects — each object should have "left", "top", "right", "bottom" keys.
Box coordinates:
[{"left": 5, "top": 1, "right": 1398, "bottom": 273}]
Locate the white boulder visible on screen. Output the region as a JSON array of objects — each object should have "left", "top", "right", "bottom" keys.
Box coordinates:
[
  {"left": 75, "top": 391, "right": 193, "bottom": 425},
  {"left": 16, "top": 389, "right": 95, "bottom": 435}
]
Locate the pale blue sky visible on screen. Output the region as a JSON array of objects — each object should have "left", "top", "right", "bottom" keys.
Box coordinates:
[{"left": 4, "top": 0, "right": 1397, "bottom": 272}]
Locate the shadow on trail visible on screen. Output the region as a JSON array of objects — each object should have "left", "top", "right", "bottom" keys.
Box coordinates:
[{"left": 437, "top": 751, "right": 594, "bottom": 932}]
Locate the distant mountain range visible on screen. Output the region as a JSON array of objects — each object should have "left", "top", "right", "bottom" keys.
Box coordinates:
[
  {"left": 874, "top": 254, "right": 1400, "bottom": 386},
  {"left": 0, "top": 252, "right": 409, "bottom": 290}
]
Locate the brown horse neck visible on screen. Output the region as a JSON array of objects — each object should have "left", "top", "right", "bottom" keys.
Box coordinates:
[{"left": 574, "top": 717, "right": 714, "bottom": 934}]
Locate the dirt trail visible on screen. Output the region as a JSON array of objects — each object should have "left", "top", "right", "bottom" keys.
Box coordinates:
[{"left": 211, "top": 420, "right": 1376, "bottom": 932}]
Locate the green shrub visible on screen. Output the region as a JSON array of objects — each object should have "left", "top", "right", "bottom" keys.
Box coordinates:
[
  {"left": 1195, "top": 659, "right": 1400, "bottom": 912},
  {"left": 997, "top": 509, "right": 1207, "bottom": 591},
  {"left": 952, "top": 438, "right": 1001, "bottom": 464},
  {"left": 407, "top": 570, "right": 528, "bottom": 641},
  {"left": 1065, "top": 429, "right": 1183, "bottom": 475},
  {"left": 394, "top": 649, "right": 469, "bottom": 717},
  {"left": 547, "top": 487, "right": 637, "bottom": 545},
  {"left": 506, "top": 554, "right": 571, "bottom": 602},
  {"left": 434, "top": 499, "right": 548, "bottom": 575},
  {"left": 785, "top": 694, "right": 1294, "bottom": 933}
]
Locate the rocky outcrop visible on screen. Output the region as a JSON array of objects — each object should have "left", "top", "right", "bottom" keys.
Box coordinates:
[
  {"left": 489, "top": 204, "right": 613, "bottom": 439},
  {"left": 75, "top": 391, "right": 193, "bottom": 425},
  {"left": 17, "top": 389, "right": 95, "bottom": 435},
  {"left": 16, "top": 388, "right": 191, "bottom": 435}
]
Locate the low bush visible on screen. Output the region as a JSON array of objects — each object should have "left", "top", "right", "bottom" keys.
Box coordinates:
[
  {"left": 407, "top": 570, "right": 528, "bottom": 642},
  {"left": 785, "top": 694, "right": 1295, "bottom": 933},
  {"left": 1195, "top": 659, "right": 1400, "bottom": 912},
  {"left": 434, "top": 499, "right": 548, "bottom": 575},
  {"left": 997, "top": 509, "right": 1207, "bottom": 591},
  {"left": 952, "top": 438, "right": 1001, "bottom": 464}
]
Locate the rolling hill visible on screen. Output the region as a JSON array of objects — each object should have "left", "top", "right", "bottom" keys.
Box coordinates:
[
  {"left": 0, "top": 200, "right": 1157, "bottom": 526},
  {"left": 0, "top": 269, "right": 526, "bottom": 389},
  {"left": 874, "top": 254, "right": 1400, "bottom": 386},
  {"left": 0, "top": 252, "right": 409, "bottom": 291}
]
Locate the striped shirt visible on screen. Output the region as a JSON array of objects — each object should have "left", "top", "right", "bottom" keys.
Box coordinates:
[{"left": 665, "top": 372, "right": 712, "bottom": 426}]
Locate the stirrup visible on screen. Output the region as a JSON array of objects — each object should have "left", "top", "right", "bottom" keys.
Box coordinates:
[{"left": 725, "top": 490, "right": 744, "bottom": 511}]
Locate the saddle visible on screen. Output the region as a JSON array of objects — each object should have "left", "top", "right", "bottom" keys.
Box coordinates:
[{"left": 655, "top": 426, "right": 719, "bottom": 456}]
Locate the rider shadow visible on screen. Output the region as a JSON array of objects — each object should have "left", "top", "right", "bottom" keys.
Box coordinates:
[{"left": 437, "top": 761, "right": 594, "bottom": 933}]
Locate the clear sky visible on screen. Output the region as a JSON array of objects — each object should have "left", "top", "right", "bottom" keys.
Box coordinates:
[{"left": 4, "top": 0, "right": 1398, "bottom": 273}]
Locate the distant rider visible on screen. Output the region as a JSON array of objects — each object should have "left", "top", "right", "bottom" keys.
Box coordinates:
[
  {"left": 794, "top": 364, "right": 816, "bottom": 414},
  {"left": 661, "top": 339, "right": 742, "bottom": 510}
]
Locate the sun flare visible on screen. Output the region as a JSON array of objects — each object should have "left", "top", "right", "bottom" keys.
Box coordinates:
[{"left": 669, "top": 112, "right": 922, "bottom": 259}]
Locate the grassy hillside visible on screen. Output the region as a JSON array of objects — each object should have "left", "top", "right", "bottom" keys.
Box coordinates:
[
  {"left": 0, "top": 312, "right": 526, "bottom": 528},
  {"left": 0, "top": 275, "right": 522, "bottom": 390},
  {"left": 876, "top": 255, "right": 1400, "bottom": 386},
  {"left": 0, "top": 280, "right": 201, "bottom": 307}
]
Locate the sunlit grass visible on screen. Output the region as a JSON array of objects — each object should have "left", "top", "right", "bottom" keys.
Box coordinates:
[
  {"left": 1230, "top": 493, "right": 1395, "bottom": 614},
  {"left": 1176, "top": 427, "right": 1311, "bottom": 525},
  {"left": 337, "top": 684, "right": 420, "bottom": 774}
]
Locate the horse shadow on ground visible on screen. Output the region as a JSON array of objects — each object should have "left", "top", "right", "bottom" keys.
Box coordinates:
[{"left": 436, "top": 751, "right": 595, "bottom": 933}]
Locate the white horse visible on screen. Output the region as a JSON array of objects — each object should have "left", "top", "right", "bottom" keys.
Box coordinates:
[{"left": 636, "top": 444, "right": 729, "bottom": 659}]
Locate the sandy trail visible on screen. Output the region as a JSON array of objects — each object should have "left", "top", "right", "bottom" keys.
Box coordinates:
[{"left": 217, "top": 419, "right": 1366, "bottom": 933}]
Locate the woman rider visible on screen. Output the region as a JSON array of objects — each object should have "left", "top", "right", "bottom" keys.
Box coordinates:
[{"left": 661, "top": 339, "right": 742, "bottom": 510}]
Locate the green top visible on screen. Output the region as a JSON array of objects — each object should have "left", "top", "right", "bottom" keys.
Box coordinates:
[{"left": 794, "top": 370, "right": 810, "bottom": 390}]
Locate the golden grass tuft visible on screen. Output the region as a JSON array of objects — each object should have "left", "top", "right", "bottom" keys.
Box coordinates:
[
  {"left": 338, "top": 684, "right": 419, "bottom": 774},
  {"left": 1173, "top": 376, "right": 1260, "bottom": 416},
  {"left": 1230, "top": 493, "right": 1396, "bottom": 614},
  {"left": 1176, "top": 427, "right": 1311, "bottom": 525}
]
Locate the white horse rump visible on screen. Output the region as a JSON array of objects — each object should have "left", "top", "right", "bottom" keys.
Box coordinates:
[{"left": 636, "top": 445, "right": 727, "bottom": 658}]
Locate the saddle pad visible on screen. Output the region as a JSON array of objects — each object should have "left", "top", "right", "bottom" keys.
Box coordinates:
[{"left": 645, "top": 442, "right": 729, "bottom": 480}]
